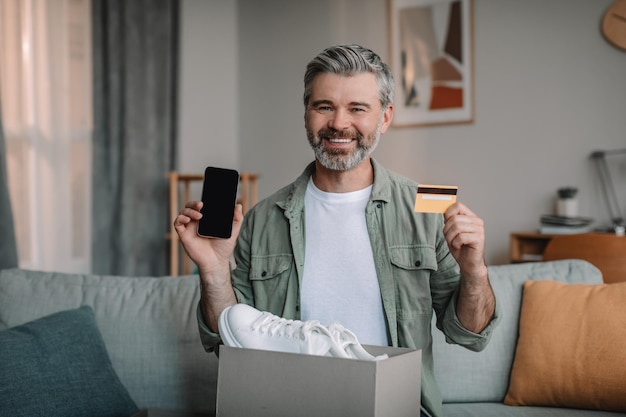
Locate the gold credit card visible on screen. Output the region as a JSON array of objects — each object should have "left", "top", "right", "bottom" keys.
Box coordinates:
[{"left": 414, "top": 184, "right": 458, "bottom": 213}]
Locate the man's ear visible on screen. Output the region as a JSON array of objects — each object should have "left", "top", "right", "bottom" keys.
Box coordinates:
[{"left": 380, "top": 104, "right": 394, "bottom": 134}]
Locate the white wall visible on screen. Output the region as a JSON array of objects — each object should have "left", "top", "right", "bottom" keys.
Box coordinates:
[
  {"left": 178, "top": 0, "right": 239, "bottom": 174},
  {"left": 179, "top": 0, "right": 626, "bottom": 265}
]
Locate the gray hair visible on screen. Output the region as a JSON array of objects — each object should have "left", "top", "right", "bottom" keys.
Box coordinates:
[{"left": 303, "top": 44, "right": 394, "bottom": 110}]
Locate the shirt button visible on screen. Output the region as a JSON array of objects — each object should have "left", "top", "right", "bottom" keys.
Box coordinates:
[
  {"left": 261, "top": 271, "right": 267, "bottom": 277},
  {"left": 414, "top": 260, "right": 421, "bottom": 267}
]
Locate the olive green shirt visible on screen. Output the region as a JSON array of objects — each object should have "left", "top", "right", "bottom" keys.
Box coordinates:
[{"left": 197, "top": 159, "right": 500, "bottom": 417}]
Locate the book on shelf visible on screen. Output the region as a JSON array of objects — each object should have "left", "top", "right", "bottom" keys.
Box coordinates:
[
  {"left": 538, "top": 214, "right": 594, "bottom": 235},
  {"left": 540, "top": 214, "right": 594, "bottom": 227},
  {"left": 520, "top": 253, "right": 544, "bottom": 262},
  {"left": 538, "top": 224, "right": 593, "bottom": 235}
]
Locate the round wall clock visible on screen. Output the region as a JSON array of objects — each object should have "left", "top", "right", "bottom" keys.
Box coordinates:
[{"left": 602, "top": 0, "right": 626, "bottom": 50}]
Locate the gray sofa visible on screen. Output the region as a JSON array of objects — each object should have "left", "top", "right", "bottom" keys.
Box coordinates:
[
  {"left": 433, "top": 260, "right": 623, "bottom": 417},
  {"left": 0, "top": 260, "right": 621, "bottom": 416}
]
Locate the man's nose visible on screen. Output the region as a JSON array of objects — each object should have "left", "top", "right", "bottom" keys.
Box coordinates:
[{"left": 328, "top": 109, "right": 351, "bottom": 131}]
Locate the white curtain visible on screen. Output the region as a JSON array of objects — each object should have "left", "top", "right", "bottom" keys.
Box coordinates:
[{"left": 0, "top": 0, "right": 92, "bottom": 273}]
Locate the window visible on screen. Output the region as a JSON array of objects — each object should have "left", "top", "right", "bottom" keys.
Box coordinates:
[{"left": 0, "top": 0, "right": 92, "bottom": 272}]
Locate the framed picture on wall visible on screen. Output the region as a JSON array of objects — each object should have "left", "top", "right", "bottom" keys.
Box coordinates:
[{"left": 388, "top": 0, "right": 474, "bottom": 127}]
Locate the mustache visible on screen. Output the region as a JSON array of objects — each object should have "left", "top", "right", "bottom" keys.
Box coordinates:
[{"left": 317, "top": 128, "right": 361, "bottom": 140}]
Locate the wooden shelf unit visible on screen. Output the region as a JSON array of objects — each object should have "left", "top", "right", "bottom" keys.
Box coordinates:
[
  {"left": 509, "top": 232, "right": 556, "bottom": 263},
  {"left": 509, "top": 231, "right": 626, "bottom": 284}
]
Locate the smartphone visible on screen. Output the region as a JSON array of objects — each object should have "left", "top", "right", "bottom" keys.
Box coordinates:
[{"left": 197, "top": 166, "right": 239, "bottom": 239}]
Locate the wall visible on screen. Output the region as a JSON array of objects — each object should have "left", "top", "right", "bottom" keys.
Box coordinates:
[
  {"left": 179, "top": 0, "right": 626, "bottom": 265},
  {"left": 178, "top": 0, "right": 239, "bottom": 173}
]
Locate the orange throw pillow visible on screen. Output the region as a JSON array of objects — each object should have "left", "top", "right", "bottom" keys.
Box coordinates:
[{"left": 504, "top": 280, "right": 626, "bottom": 412}]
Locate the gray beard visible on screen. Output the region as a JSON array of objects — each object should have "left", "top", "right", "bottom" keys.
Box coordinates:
[{"left": 306, "top": 122, "right": 382, "bottom": 171}]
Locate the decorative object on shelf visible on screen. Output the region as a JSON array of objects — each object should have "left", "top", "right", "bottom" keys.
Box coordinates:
[
  {"left": 555, "top": 187, "right": 579, "bottom": 218},
  {"left": 602, "top": 0, "right": 626, "bottom": 51},
  {"left": 387, "top": 0, "right": 474, "bottom": 127},
  {"left": 590, "top": 149, "right": 626, "bottom": 235}
]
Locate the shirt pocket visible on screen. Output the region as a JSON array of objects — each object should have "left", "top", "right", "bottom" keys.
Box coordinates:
[
  {"left": 389, "top": 245, "right": 437, "bottom": 318},
  {"left": 249, "top": 254, "right": 294, "bottom": 312}
]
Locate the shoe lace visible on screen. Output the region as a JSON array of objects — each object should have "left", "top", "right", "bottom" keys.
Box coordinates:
[
  {"left": 250, "top": 312, "right": 385, "bottom": 361},
  {"left": 328, "top": 322, "right": 387, "bottom": 361},
  {"left": 327, "top": 322, "right": 361, "bottom": 351},
  {"left": 251, "top": 313, "right": 335, "bottom": 341}
]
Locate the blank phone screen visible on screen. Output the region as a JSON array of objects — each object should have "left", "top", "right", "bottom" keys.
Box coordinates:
[{"left": 197, "top": 167, "right": 239, "bottom": 238}]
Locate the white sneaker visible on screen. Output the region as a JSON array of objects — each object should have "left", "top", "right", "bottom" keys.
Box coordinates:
[
  {"left": 218, "top": 304, "right": 386, "bottom": 361},
  {"left": 327, "top": 322, "right": 388, "bottom": 361}
]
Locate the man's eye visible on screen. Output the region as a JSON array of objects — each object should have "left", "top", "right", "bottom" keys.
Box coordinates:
[
  {"left": 316, "top": 106, "right": 332, "bottom": 112},
  {"left": 351, "top": 108, "right": 366, "bottom": 112}
]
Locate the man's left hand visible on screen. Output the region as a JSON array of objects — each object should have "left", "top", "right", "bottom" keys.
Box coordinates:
[
  {"left": 443, "top": 202, "right": 496, "bottom": 333},
  {"left": 443, "top": 202, "right": 487, "bottom": 280}
]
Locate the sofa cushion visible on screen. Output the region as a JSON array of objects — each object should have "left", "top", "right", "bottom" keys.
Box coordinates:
[
  {"left": 432, "top": 260, "right": 603, "bottom": 403},
  {"left": 443, "top": 402, "right": 625, "bottom": 417},
  {"left": 0, "top": 306, "right": 138, "bottom": 417},
  {"left": 504, "top": 280, "right": 626, "bottom": 412},
  {"left": 0, "top": 269, "right": 218, "bottom": 412}
]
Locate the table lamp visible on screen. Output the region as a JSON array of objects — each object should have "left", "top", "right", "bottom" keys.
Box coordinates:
[{"left": 590, "top": 148, "right": 626, "bottom": 235}]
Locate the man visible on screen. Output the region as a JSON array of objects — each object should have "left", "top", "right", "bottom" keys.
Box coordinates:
[{"left": 174, "top": 44, "right": 499, "bottom": 417}]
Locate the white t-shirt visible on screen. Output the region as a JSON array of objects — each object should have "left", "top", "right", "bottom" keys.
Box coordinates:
[{"left": 301, "top": 178, "right": 389, "bottom": 346}]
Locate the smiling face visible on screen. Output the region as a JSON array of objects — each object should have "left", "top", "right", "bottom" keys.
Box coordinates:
[{"left": 305, "top": 72, "right": 393, "bottom": 171}]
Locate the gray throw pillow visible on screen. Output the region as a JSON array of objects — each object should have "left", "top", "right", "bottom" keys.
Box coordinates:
[{"left": 0, "top": 306, "right": 139, "bottom": 417}]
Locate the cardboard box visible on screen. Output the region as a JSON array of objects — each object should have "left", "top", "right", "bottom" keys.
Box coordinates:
[{"left": 216, "top": 345, "right": 421, "bottom": 417}]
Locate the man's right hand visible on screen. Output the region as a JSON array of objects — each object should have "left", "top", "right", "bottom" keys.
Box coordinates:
[
  {"left": 173, "top": 201, "right": 244, "bottom": 276},
  {"left": 174, "top": 201, "right": 243, "bottom": 333}
]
